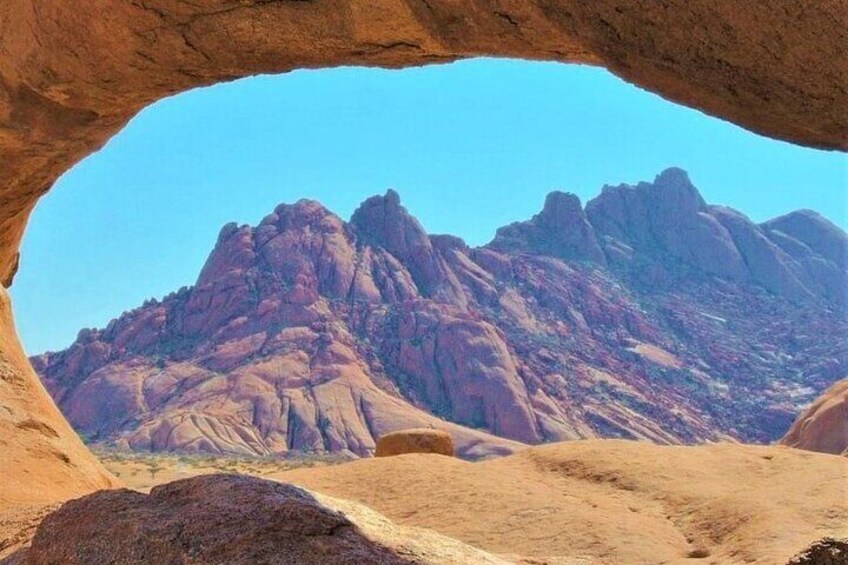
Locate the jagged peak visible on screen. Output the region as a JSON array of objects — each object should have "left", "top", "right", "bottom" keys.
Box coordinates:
[
  {"left": 589, "top": 167, "right": 705, "bottom": 214},
  {"left": 383, "top": 188, "right": 401, "bottom": 206},
  {"left": 353, "top": 189, "right": 403, "bottom": 213},
  {"left": 273, "top": 198, "right": 334, "bottom": 219},
  {"left": 259, "top": 199, "right": 345, "bottom": 237},
  {"left": 350, "top": 189, "right": 430, "bottom": 249},
  {"left": 537, "top": 191, "right": 585, "bottom": 228},
  {"left": 488, "top": 189, "right": 605, "bottom": 263},
  {"left": 215, "top": 221, "right": 248, "bottom": 245},
  {"left": 216, "top": 199, "right": 341, "bottom": 246},
  {"left": 652, "top": 167, "right": 706, "bottom": 210}
]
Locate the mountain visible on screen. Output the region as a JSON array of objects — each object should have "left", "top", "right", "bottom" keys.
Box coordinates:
[{"left": 32, "top": 168, "right": 848, "bottom": 458}]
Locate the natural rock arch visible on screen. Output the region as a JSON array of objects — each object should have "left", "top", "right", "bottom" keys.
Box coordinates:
[{"left": 0, "top": 1, "right": 846, "bottom": 505}]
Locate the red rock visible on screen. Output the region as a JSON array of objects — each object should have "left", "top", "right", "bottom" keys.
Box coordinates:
[
  {"left": 351, "top": 190, "right": 452, "bottom": 300},
  {"left": 1, "top": 0, "right": 846, "bottom": 526},
  {"left": 33, "top": 171, "right": 848, "bottom": 458},
  {"left": 490, "top": 191, "right": 606, "bottom": 265},
  {"left": 25, "top": 474, "right": 418, "bottom": 565}
]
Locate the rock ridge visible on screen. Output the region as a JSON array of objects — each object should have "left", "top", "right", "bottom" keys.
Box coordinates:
[{"left": 32, "top": 170, "right": 848, "bottom": 457}]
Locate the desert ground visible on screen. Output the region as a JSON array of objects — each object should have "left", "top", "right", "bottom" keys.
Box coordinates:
[{"left": 4, "top": 439, "right": 843, "bottom": 564}]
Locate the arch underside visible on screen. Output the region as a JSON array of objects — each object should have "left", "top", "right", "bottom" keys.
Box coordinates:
[{"left": 0, "top": 0, "right": 845, "bottom": 504}]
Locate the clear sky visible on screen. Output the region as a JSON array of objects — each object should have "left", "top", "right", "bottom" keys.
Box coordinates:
[{"left": 11, "top": 58, "right": 846, "bottom": 354}]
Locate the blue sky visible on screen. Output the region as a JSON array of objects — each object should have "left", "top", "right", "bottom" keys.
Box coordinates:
[{"left": 11, "top": 58, "right": 846, "bottom": 354}]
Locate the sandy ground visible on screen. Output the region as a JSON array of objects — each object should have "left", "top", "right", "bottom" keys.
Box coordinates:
[{"left": 3, "top": 440, "right": 846, "bottom": 564}]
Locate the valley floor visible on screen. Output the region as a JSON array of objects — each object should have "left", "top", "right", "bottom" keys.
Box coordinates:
[{"left": 3, "top": 440, "right": 847, "bottom": 564}]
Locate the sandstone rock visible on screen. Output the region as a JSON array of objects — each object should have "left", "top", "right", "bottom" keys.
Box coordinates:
[
  {"left": 375, "top": 428, "right": 455, "bottom": 457},
  {"left": 1, "top": 0, "right": 846, "bottom": 517},
  {"left": 24, "top": 474, "right": 416, "bottom": 565},
  {"left": 780, "top": 378, "right": 848, "bottom": 456},
  {"left": 787, "top": 538, "right": 848, "bottom": 565},
  {"left": 0, "top": 287, "right": 117, "bottom": 514},
  {"left": 281, "top": 441, "right": 848, "bottom": 565}
]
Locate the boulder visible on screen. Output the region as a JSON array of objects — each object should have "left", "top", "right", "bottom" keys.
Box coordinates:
[
  {"left": 376, "top": 429, "right": 455, "bottom": 458},
  {"left": 787, "top": 537, "right": 848, "bottom": 565},
  {"left": 780, "top": 378, "right": 848, "bottom": 456},
  {"left": 25, "top": 474, "right": 416, "bottom": 565}
]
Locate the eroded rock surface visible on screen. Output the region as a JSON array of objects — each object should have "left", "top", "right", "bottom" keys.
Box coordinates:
[
  {"left": 279, "top": 441, "right": 848, "bottom": 565},
  {"left": 1, "top": 1, "right": 846, "bottom": 288},
  {"left": 33, "top": 170, "right": 848, "bottom": 457},
  {"left": 780, "top": 378, "right": 848, "bottom": 456}
]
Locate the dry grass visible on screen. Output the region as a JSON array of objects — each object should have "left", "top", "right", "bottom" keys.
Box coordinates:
[{"left": 94, "top": 447, "right": 352, "bottom": 492}]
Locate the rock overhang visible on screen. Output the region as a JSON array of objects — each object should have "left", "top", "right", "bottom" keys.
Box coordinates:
[{"left": 0, "top": 0, "right": 846, "bottom": 510}]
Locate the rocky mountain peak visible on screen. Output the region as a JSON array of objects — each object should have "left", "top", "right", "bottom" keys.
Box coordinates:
[
  {"left": 33, "top": 171, "right": 848, "bottom": 462},
  {"left": 589, "top": 167, "right": 705, "bottom": 223},
  {"left": 350, "top": 190, "right": 425, "bottom": 248},
  {"left": 762, "top": 209, "right": 848, "bottom": 269},
  {"left": 488, "top": 190, "right": 606, "bottom": 264},
  {"left": 350, "top": 190, "right": 446, "bottom": 296},
  {"left": 537, "top": 191, "right": 585, "bottom": 230},
  {"left": 652, "top": 166, "right": 706, "bottom": 212},
  {"left": 272, "top": 199, "right": 338, "bottom": 228}
]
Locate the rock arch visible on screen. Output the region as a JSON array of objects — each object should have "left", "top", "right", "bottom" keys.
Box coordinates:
[{"left": 0, "top": 1, "right": 845, "bottom": 504}]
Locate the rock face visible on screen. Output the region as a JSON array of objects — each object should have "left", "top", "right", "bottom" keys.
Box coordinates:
[
  {"left": 490, "top": 191, "right": 607, "bottom": 265},
  {"left": 787, "top": 538, "right": 848, "bottom": 565},
  {"left": 375, "top": 429, "right": 455, "bottom": 458},
  {"left": 780, "top": 378, "right": 848, "bottom": 456},
  {"left": 0, "top": 287, "right": 116, "bottom": 511},
  {"left": 24, "top": 474, "right": 423, "bottom": 565},
  {"left": 33, "top": 170, "right": 848, "bottom": 458}
]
